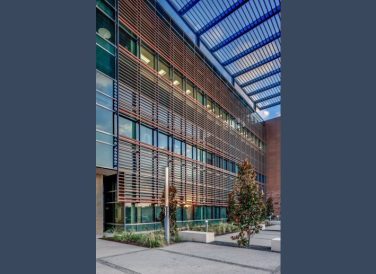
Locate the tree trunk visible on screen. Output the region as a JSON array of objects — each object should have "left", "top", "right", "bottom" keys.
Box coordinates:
[{"left": 247, "top": 231, "right": 251, "bottom": 247}]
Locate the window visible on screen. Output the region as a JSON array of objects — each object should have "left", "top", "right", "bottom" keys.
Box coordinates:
[
  {"left": 140, "top": 205, "right": 154, "bottom": 223},
  {"left": 192, "top": 146, "right": 197, "bottom": 160},
  {"left": 206, "top": 97, "right": 213, "bottom": 112},
  {"left": 174, "top": 139, "right": 182, "bottom": 154},
  {"left": 181, "top": 141, "right": 186, "bottom": 156},
  {"left": 96, "top": 9, "right": 115, "bottom": 44},
  {"left": 214, "top": 104, "right": 220, "bottom": 118},
  {"left": 183, "top": 206, "right": 193, "bottom": 221},
  {"left": 205, "top": 206, "right": 212, "bottom": 219},
  {"left": 220, "top": 207, "right": 227, "bottom": 219},
  {"left": 119, "top": 117, "right": 136, "bottom": 139},
  {"left": 96, "top": 71, "right": 113, "bottom": 96},
  {"left": 173, "top": 71, "right": 183, "bottom": 90},
  {"left": 186, "top": 144, "right": 193, "bottom": 159},
  {"left": 139, "top": 125, "right": 153, "bottom": 145},
  {"left": 194, "top": 206, "right": 204, "bottom": 220},
  {"left": 185, "top": 80, "right": 194, "bottom": 98},
  {"left": 96, "top": 45, "right": 115, "bottom": 78},
  {"left": 96, "top": 142, "right": 113, "bottom": 168},
  {"left": 206, "top": 152, "right": 213, "bottom": 165},
  {"left": 125, "top": 203, "right": 137, "bottom": 224},
  {"left": 158, "top": 59, "right": 170, "bottom": 80},
  {"left": 96, "top": 105, "right": 113, "bottom": 133},
  {"left": 96, "top": 0, "right": 115, "bottom": 19},
  {"left": 140, "top": 45, "right": 155, "bottom": 69},
  {"left": 119, "top": 26, "right": 137, "bottom": 55},
  {"left": 230, "top": 116, "right": 236, "bottom": 129},
  {"left": 195, "top": 89, "right": 204, "bottom": 106},
  {"left": 158, "top": 132, "right": 168, "bottom": 150},
  {"left": 96, "top": 10, "right": 115, "bottom": 76}
]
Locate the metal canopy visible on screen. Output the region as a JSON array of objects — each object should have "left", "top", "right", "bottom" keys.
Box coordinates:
[{"left": 166, "top": 0, "right": 281, "bottom": 111}]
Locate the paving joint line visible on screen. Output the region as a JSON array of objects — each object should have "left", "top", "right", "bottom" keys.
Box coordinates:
[
  {"left": 157, "top": 248, "right": 274, "bottom": 272},
  {"left": 97, "top": 248, "right": 150, "bottom": 260},
  {"left": 210, "top": 241, "right": 273, "bottom": 252},
  {"left": 97, "top": 258, "right": 141, "bottom": 274}
]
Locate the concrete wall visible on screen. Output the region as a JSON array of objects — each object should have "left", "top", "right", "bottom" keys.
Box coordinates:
[
  {"left": 96, "top": 174, "right": 104, "bottom": 237},
  {"left": 265, "top": 117, "right": 281, "bottom": 216}
]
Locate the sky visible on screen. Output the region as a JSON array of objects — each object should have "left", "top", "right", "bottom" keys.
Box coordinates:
[{"left": 157, "top": 0, "right": 281, "bottom": 121}]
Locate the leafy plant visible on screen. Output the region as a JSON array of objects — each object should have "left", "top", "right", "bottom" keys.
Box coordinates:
[
  {"left": 112, "top": 231, "right": 165, "bottom": 248},
  {"left": 266, "top": 197, "right": 274, "bottom": 218},
  {"left": 189, "top": 222, "right": 239, "bottom": 235},
  {"left": 228, "top": 160, "right": 265, "bottom": 247}
]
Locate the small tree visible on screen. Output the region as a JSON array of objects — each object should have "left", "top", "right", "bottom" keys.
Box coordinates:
[
  {"left": 266, "top": 197, "right": 274, "bottom": 219},
  {"left": 159, "top": 184, "right": 178, "bottom": 237},
  {"left": 228, "top": 160, "right": 264, "bottom": 247},
  {"left": 227, "top": 192, "right": 236, "bottom": 223}
]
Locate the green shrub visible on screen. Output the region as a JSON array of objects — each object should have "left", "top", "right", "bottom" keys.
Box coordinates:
[{"left": 112, "top": 231, "right": 165, "bottom": 248}]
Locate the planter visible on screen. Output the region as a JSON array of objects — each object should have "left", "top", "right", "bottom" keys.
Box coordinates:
[
  {"left": 178, "top": 230, "right": 215, "bottom": 243},
  {"left": 271, "top": 237, "right": 281, "bottom": 252}
]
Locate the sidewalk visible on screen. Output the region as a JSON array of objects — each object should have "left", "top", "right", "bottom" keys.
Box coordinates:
[
  {"left": 213, "top": 225, "right": 281, "bottom": 250},
  {"left": 96, "top": 234, "right": 281, "bottom": 274}
]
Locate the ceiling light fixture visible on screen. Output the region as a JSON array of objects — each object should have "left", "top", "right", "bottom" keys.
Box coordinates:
[
  {"left": 98, "top": 28, "right": 111, "bottom": 39},
  {"left": 173, "top": 80, "right": 180, "bottom": 86},
  {"left": 158, "top": 69, "right": 166, "bottom": 76},
  {"left": 140, "top": 54, "right": 150, "bottom": 64}
]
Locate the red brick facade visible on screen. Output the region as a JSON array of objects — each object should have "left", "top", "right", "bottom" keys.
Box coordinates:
[{"left": 265, "top": 117, "right": 281, "bottom": 216}]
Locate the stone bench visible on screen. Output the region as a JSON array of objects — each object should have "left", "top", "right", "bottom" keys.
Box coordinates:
[
  {"left": 271, "top": 237, "right": 281, "bottom": 252},
  {"left": 178, "top": 231, "right": 215, "bottom": 243}
]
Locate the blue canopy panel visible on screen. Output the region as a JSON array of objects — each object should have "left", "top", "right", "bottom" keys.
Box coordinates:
[{"left": 166, "top": 0, "right": 281, "bottom": 112}]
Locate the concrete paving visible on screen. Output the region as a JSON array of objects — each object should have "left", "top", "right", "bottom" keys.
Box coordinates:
[
  {"left": 96, "top": 236, "right": 281, "bottom": 274},
  {"left": 213, "top": 225, "right": 281, "bottom": 250}
]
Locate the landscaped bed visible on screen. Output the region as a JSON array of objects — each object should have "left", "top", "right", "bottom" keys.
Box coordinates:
[
  {"left": 187, "top": 222, "right": 240, "bottom": 236},
  {"left": 103, "top": 230, "right": 180, "bottom": 248}
]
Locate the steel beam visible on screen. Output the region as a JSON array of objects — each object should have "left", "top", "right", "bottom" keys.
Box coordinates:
[
  {"left": 178, "top": 0, "right": 200, "bottom": 16},
  {"left": 240, "top": 68, "right": 281, "bottom": 88},
  {"left": 254, "top": 92, "right": 281, "bottom": 104},
  {"left": 210, "top": 5, "right": 281, "bottom": 52},
  {"left": 196, "top": 0, "right": 250, "bottom": 35},
  {"left": 258, "top": 101, "right": 281, "bottom": 110},
  {"left": 247, "top": 81, "right": 280, "bottom": 96},
  {"left": 221, "top": 31, "right": 281, "bottom": 66},
  {"left": 233, "top": 52, "right": 281, "bottom": 78}
]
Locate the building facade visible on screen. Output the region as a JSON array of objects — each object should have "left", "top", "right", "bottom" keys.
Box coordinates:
[
  {"left": 265, "top": 117, "right": 281, "bottom": 216},
  {"left": 96, "top": 0, "right": 267, "bottom": 235}
]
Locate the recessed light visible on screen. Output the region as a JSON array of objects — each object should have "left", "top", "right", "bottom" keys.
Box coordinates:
[
  {"left": 140, "top": 54, "right": 150, "bottom": 64},
  {"left": 186, "top": 89, "right": 191, "bottom": 94},
  {"left": 173, "top": 80, "right": 180, "bottom": 86},
  {"left": 98, "top": 28, "right": 111, "bottom": 39},
  {"left": 158, "top": 69, "right": 166, "bottom": 76}
]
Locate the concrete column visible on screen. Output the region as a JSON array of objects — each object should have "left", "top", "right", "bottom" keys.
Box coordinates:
[{"left": 96, "top": 174, "right": 104, "bottom": 238}]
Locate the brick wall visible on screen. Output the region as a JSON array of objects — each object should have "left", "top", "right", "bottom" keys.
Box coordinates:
[{"left": 265, "top": 117, "right": 281, "bottom": 216}]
